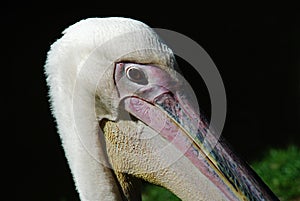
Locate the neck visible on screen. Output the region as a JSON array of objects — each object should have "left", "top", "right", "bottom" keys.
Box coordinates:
[{"left": 45, "top": 43, "right": 122, "bottom": 201}]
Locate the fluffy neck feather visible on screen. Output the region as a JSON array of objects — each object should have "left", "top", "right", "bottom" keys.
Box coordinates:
[{"left": 45, "top": 18, "right": 124, "bottom": 201}]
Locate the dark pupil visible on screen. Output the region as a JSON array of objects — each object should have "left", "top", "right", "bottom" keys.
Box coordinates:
[
  {"left": 128, "top": 68, "right": 148, "bottom": 85},
  {"left": 129, "top": 68, "right": 142, "bottom": 80}
]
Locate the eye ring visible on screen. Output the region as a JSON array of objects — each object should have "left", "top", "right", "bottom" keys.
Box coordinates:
[{"left": 126, "top": 66, "right": 148, "bottom": 85}]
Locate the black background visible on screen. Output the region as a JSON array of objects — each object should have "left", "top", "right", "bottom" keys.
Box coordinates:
[{"left": 4, "top": 4, "right": 299, "bottom": 201}]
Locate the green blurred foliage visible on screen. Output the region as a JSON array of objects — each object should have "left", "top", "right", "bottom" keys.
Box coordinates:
[
  {"left": 142, "top": 145, "right": 300, "bottom": 201},
  {"left": 142, "top": 184, "right": 180, "bottom": 201},
  {"left": 251, "top": 145, "right": 300, "bottom": 201}
]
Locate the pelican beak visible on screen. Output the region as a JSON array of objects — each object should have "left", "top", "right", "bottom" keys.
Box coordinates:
[{"left": 115, "top": 62, "right": 279, "bottom": 201}]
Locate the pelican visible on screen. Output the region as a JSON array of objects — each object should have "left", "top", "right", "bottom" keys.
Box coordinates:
[{"left": 45, "top": 17, "right": 279, "bottom": 201}]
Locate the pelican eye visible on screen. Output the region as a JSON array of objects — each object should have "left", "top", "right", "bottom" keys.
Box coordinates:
[{"left": 126, "top": 66, "right": 148, "bottom": 85}]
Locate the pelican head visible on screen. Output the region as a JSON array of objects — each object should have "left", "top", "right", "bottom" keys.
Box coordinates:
[{"left": 45, "top": 17, "right": 279, "bottom": 201}]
